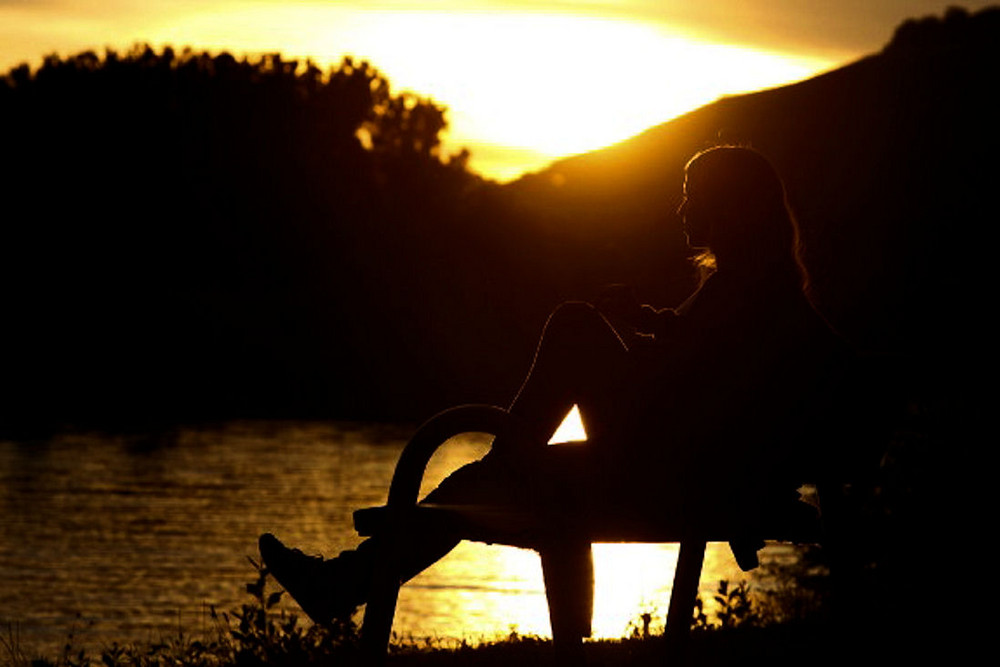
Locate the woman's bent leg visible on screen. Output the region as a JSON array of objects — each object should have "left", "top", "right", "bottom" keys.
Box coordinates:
[
  {"left": 260, "top": 301, "right": 633, "bottom": 622},
  {"left": 507, "top": 301, "right": 632, "bottom": 446},
  {"left": 367, "top": 301, "right": 634, "bottom": 586}
]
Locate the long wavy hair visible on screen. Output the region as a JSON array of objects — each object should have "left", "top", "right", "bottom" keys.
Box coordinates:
[{"left": 683, "top": 145, "right": 812, "bottom": 299}]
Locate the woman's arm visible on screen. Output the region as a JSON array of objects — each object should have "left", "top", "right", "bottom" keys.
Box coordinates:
[
  {"left": 595, "top": 284, "right": 679, "bottom": 342},
  {"left": 635, "top": 305, "right": 678, "bottom": 339}
]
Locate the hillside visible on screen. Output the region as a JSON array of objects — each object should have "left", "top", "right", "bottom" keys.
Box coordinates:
[{"left": 505, "top": 5, "right": 998, "bottom": 367}]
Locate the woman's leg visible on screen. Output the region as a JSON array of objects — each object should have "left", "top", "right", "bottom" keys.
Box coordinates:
[
  {"left": 260, "top": 301, "right": 634, "bottom": 622},
  {"left": 505, "top": 301, "right": 633, "bottom": 447},
  {"left": 258, "top": 456, "right": 524, "bottom": 623},
  {"left": 387, "top": 301, "right": 636, "bottom": 575}
]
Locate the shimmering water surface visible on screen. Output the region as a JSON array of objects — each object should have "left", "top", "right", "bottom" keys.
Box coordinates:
[{"left": 0, "top": 422, "right": 797, "bottom": 655}]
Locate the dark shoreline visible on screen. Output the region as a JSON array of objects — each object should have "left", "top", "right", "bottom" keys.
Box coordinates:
[{"left": 10, "top": 617, "right": 952, "bottom": 667}]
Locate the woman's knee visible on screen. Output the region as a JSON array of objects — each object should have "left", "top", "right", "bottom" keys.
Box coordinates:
[{"left": 543, "top": 301, "right": 610, "bottom": 340}]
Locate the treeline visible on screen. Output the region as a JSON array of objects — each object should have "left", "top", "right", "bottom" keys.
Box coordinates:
[{"left": 0, "top": 45, "right": 584, "bottom": 432}]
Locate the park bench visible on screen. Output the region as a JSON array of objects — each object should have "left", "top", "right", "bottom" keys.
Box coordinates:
[{"left": 352, "top": 402, "right": 880, "bottom": 665}]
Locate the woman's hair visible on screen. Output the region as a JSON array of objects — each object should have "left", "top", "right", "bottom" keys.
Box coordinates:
[{"left": 684, "top": 145, "right": 811, "bottom": 296}]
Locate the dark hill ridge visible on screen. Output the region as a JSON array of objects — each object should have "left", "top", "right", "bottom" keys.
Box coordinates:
[{"left": 505, "top": 5, "right": 998, "bottom": 362}]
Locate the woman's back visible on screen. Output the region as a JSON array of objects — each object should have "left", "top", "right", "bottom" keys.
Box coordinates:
[
  {"left": 607, "top": 145, "right": 850, "bottom": 504},
  {"left": 622, "top": 270, "right": 843, "bottom": 490}
]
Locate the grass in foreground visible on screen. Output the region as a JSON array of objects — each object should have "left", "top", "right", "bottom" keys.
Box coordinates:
[{"left": 1, "top": 555, "right": 855, "bottom": 667}]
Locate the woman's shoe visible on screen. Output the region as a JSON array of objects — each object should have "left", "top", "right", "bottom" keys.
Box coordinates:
[{"left": 258, "top": 533, "right": 362, "bottom": 624}]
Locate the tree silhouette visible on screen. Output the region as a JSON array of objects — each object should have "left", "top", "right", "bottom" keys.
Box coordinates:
[{"left": 0, "top": 45, "right": 514, "bottom": 432}]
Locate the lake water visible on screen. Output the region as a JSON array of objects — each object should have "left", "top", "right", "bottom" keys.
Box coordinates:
[{"left": 0, "top": 421, "right": 803, "bottom": 656}]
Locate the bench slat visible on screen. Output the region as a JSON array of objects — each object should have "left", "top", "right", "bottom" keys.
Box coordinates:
[{"left": 354, "top": 500, "right": 821, "bottom": 548}]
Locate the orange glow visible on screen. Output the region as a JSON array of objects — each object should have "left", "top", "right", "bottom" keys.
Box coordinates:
[
  {"left": 398, "top": 540, "right": 751, "bottom": 642},
  {"left": 278, "top": 10, "right": 834, "bottom": 180},
  {"left": 0, "top": 5, "right": 835, "bottom": 181},
  {"left": 549, "top": 405, "right": 587, "bottom": 444},
  {"left": 592, "top": 543, "right": 679, "bottom": 637}
]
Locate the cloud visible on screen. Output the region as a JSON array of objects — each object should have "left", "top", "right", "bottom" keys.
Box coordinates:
[
  {"left": 473, "top": 0, "right": 1000, "bottom": 57},
  {"left": 5, "top": 1, "right": 994, "bottom": 75}
]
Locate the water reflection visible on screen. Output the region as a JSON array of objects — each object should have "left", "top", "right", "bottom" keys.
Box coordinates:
[
  {"left": 1, "top": 422, "right": 758, "bottom": 655},
  {"left": 396, "top": 540, "right": 748, "bottom": 643}
]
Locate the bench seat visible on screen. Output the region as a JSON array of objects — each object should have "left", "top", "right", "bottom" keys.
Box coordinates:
[{"left": 354, "top": 499, "right": 821, "bottom": 553}]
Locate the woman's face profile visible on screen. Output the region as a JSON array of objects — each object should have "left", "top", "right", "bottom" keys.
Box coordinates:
[{"left": 678, "top": 172, "right": 712, "bottom": 250}]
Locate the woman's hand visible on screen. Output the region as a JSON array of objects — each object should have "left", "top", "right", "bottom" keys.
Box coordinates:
[
  {"left": 594, "top": 284, "right": 644, "bottom": 331},
  {"left": 595, "top": 284, "right": 677, "bottom": 340}
]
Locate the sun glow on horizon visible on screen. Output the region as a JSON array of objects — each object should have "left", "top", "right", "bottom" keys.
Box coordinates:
[{"left": 98, "top": 6, "right": 833, "bottom": 181}]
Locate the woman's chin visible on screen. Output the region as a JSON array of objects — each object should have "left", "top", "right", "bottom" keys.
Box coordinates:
[{"left": 684, "top": 234, "right": 709, "bottom": 251}]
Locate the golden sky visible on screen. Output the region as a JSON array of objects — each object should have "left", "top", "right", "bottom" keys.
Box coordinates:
[{"left": 1, "top": 1, "right": 989, "bottom": 180}]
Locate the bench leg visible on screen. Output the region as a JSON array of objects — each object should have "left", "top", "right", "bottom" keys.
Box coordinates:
[
  {"left": 360, "top": 543, "right": 402, "bottom": 666},
  {"left": 540, "top": 541, "right": 593, "bottom": 663},
  {"left": 665, "top": 539, "right": 706, "bottom": 663}
]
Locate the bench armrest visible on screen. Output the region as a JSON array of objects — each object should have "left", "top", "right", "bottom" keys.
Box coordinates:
[{"left": 385, "top": 405, "right": 532, "bottom": 507}]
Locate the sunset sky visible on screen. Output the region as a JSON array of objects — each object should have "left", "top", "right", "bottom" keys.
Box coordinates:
[{"left": 2, "top": 1, "right": 990, "bottom": 180}]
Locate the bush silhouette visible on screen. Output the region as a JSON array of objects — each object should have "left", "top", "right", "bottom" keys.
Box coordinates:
[{"left": 0, "top": 45, "right": 503, "bottom": 431}]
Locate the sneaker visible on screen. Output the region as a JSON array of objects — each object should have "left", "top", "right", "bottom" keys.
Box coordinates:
[{"left": 258, "top": 533, "right": 362, "bottom": 624}]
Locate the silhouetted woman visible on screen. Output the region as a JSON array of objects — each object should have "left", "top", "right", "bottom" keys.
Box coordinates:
[{"left": 259, "top": 146, "right": 845, "bottom": 624}]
